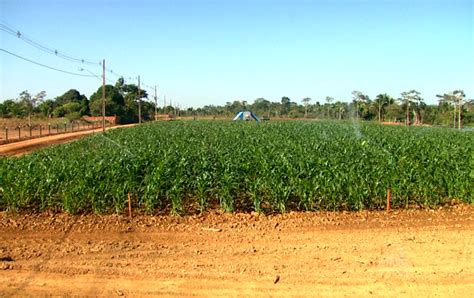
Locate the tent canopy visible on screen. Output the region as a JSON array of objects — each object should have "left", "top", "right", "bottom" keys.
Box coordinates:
[{"left": 232, "top": 111, "right": 260, "bottom": 122}]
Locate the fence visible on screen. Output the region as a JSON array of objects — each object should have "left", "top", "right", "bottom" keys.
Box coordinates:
[{"left": 0, "top": 122, "right": 111, "bottom": 145}]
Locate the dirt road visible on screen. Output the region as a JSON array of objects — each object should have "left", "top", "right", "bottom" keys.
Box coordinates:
[
  {"left": 0, "top": 124, "right": 136, "bottom": 157},
  {"left": 1, "top": 205, "right": 472, "bottom": 296}
]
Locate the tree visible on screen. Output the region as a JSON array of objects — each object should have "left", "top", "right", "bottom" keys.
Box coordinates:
[
  {"left": 227, "top": 100, "right": 245, "bottom": 114},
  {"left": 400, "top": 90, "right": 422, "bottom": 126},
  {"left": 18, "top": 90, "right": 46, "bottom": 126},
  {"left": 55, "top": 89, "right": 89, "bottom": 116},
  {"left": 312, "top": 101, "right": 323, "bottom": 118},
  {"left": 453, "top": 90, "right": 466, "bottom": 129},
  {"left": 385, "top": 102, "right": 404, "bottom": 122},
  {"left": 37, "top": 99, "right": 55, "bottom": 117},
  {"left": 334, "top": 101, "right": 347, "bottom": 120},
  {"left": 270, "top": 101, "right": 281, "bottom": 117},
  {"left": 89, "top": 85, "right": 125, "bottom": 119},
  {"left": 437, "top": 90, "right": 466, "bottom": 129},
  {"left": 281, "top": 96, "right": 291, "bottom": 117},
  {"left": 374, "top": 93, "right": 393, "bottom": 122},
  {"left": 117, "top": 81, "right": 149, "bottom": 123},
  {"left": 115, "top": 77, "right": 125, "bottom": 89},
  {"left": 224, "top": 102, "right": 233, "bottom": 116},
  {"left": 302, "top": 97, "right": 311, "bottom": 118},
  {"left": 0, "top": 99, "right": 22, "bottom": 118},
  {"left": 351, "top": 91, "right": 368, "bottom": 120},
  {"left": 436, "top": 93, "right": 456, "bottom": 127},
  {"left": 253, "top": 98, "right": 271, "bottom": 117},
  {"left": 413, "top": 98, "right": 426, "bottom": 124},
  {"left": 324, "top": 96, "right": 334, "bottom": 118}
]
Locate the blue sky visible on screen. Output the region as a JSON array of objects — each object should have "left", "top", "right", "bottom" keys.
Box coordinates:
[{"left": 1, "top": 0, "right": 472, "bottom": 107}]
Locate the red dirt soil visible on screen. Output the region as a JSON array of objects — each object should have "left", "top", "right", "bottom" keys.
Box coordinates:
[
  {"left": 0, "top": 124, "right": 136, "bottom": 157},
  {"left": 1, "top": 205, "right": 473, "bottom": 296}
]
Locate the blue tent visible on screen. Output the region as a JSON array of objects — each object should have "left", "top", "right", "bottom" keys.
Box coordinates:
[{"left": 232, "top": 111, "right": 260, "bottom": 122}]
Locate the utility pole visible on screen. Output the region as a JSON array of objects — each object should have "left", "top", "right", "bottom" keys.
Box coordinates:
[
  {"left": 164, "top": 95, "right": 166, "bottom": 114},
  {"left": 138, "top": 75, "right": 141, "bottom": 124},
  {"left": 154, "top": 86, "right": 157, "bottom": 121},
  {"left": 102, "top": 59, "right": 106, "bottom": 132}
]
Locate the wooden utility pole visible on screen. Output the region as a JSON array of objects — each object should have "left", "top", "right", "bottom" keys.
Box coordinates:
[
  {"left": 154, "top": 86, "right": 157, "bottom": 121},
  {"left": 102, "top": 59, "right": 106, "bottom": 132},
  {"left": 164, "top": 95, "right": 166, "bottom": 114},
  {"left": 138, "top": 75, "right": 141, "bottom": 124}
]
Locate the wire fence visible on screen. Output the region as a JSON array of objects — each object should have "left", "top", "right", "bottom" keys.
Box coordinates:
[{"left": 0, "top": 121, "right": 111, "bottom": 145}]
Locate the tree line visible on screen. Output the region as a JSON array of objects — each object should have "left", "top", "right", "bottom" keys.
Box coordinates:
[
  {"left": 192, "top": 90, "right": 473, "bottom": 128},
  {"left": 1, "top": 78, "right": 472, "bottom": 128},
  {"left": 0, "top": 78, "right": 154, "bottom": 124}
]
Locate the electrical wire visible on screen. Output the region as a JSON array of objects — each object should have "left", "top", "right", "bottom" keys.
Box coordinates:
[
  {"left": 0, "top": 21, "right": 100, "bottom": 66},
  {"left": 1, "top": 20, "right": 160, "bottom": 93},
  {"left": 1, "top": 48, "right": 96, "bottom": 77},
  {"left": 78, "top": 68, "right": 103, "bottom": 81}
]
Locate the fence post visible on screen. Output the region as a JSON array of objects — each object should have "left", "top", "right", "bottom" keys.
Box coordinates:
[
  {"left": 40, "top": 125, "right": 42, "bottom": 137},
  {"left": 5, "top": 127, "right": 8, "bottom": 142},
  {"left": 387, "top": 189, "right": 391, "bottom": 212},
  {"left": 64, "top": 123, "right": 67, "bottom": 132},
  {"left": 29, "top": 125, "right": 32, "bottom": 138},
  {"left": 48, "top": 124, "right": 51, "bottom": 135},
  {"left": 17, "top": 126, "right": 20, "bottom": 140}
]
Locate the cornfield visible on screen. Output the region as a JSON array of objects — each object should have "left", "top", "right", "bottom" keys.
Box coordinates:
[{"left": 1, "top": 121, "right": 472, "bottom": 214}]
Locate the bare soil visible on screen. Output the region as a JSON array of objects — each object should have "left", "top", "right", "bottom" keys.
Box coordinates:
[
  {"left": 0, "top": 124, "right": 136, "bottom": 157},
  {"left": 0, "top": 118, "right": 99, "bottom": 144},
  {"left": 1, "top": 205, "right": 473, "bottom": 297}
]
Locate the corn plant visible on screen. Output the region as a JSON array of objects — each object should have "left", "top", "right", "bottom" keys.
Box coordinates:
[{"left": 1, "top": 120, "right": 472, "bottom": 214}]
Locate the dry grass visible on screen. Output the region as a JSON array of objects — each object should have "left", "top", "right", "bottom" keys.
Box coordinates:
[{"left": 0, "top": 117, "right": 69, "bottom": 129}]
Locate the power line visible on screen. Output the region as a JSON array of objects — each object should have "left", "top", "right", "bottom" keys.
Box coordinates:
[
  {"left": 1, "top": 22, "right": 135, "bottom": 81},
  {"left": 0, "top": 21, "right": 100, "bottom": 66},
  {"left": 106, "top": 68, "right": 136, "bottom": 81},
  {"left": 0, "top": 48, "right": 97, "bottom": 77},
  {"left": 1, "top": 20, "right": 161, "bottom": 99},
  {"left": 78, "top": 68, "right": 102, "bottom": 80},
  {"left": 1, "top": 21, "right": 132, "bottom": 81}
]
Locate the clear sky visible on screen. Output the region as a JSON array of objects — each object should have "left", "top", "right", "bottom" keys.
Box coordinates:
[{"left": 1, "top": 0, "right": 473, "bottom": 107}]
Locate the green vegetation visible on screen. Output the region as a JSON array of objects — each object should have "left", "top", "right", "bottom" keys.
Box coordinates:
[
  {"left": 1, "top": 121, "right": 472, "bottom": 214},
  {"left": 1, "top": 85, "right": 473, "bottom": 127}
]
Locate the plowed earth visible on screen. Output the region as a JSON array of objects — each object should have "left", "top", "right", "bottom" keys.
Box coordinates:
[{"left": 1, "top": 205, "right": 473, "bottom": 297}]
